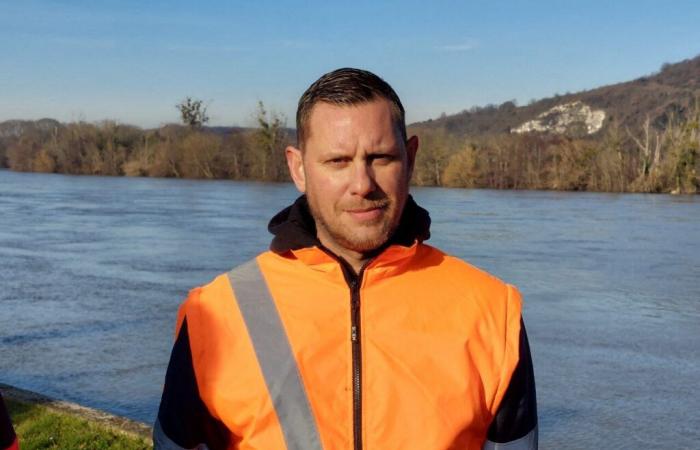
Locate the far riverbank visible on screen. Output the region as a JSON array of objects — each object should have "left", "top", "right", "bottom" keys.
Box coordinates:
[
  {"left": 2, "top": 108, "right": 698, "bottom": 194},
  {"left": 1, "top": 166, "right": 697, "bottom": 195}
]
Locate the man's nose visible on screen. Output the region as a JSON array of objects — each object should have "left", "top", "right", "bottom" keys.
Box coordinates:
[{"left": 349, "top": 162, "right": 376, "bottom": 196}]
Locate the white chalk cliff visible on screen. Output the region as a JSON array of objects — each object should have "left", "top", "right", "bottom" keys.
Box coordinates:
[{"left": 511, "top": 101, "right": 605, "bottom": 135}]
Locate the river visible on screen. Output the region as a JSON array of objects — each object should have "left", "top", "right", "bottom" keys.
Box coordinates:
[{"left": 1, "top": 169, "right": 698, "bottom": 449}]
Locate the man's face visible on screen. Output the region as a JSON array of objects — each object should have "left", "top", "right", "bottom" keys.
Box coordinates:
[{"left": 286, "top": 99, "right": 418, "bottom": 257}]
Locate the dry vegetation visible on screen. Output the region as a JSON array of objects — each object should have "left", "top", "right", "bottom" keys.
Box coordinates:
[{"left": 0, "top": 102, "right": 291, "bottom": 183}]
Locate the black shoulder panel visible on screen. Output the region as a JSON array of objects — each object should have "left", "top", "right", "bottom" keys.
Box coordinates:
[
  {"left": 156, "top": 318, "right": 231, "bottom": 450},
  {"left": 487, "top": 319, "right": 538, "bottom": 443}
]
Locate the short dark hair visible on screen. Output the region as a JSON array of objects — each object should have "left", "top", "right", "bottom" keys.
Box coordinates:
[{"left": 296, "top": 68, "right": 407, "bottom": 147}]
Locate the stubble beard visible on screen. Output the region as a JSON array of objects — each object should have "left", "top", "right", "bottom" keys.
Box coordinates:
[{"left": 307, "top": 193, "right": 405, "bottom": 255}]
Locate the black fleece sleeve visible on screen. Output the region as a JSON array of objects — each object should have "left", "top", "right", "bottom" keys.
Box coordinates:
[
  {"left": 485, "top": 319, "right": 538, "bottom": 448},
  {"left": 154, "top": 318, "right": 231, "bottom": 450}
]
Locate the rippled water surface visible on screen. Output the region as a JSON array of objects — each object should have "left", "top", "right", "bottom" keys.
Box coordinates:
[{"left": 1, "top": 170, "right": 699, "bottom": 449}]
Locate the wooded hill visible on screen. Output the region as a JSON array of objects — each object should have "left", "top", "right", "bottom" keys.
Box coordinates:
[
  {"left": 411, "top": 54, "right": 700, "bottom": 137},
  {"left": 406, "top": 55, "right": 700, "bottom": 193}
]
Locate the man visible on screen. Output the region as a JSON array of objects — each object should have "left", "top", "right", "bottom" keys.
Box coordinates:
[{"left": 155, "top": 68, "right": 537, "bottom": 450}]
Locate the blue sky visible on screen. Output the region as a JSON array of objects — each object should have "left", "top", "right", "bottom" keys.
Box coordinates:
[{"left": 2, "top": 0, "right": 699, "bottom": 128}]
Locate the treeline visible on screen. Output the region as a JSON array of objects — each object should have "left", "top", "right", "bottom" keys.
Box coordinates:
[
  {"left": 1, "top": 102, "right": 698, "bottom": 194},
  {"left": 410, "top": 104, "right": 699, "bottom": 194},
  {"left": 0, "top": 102, "right": 291, "bottom": 182}
]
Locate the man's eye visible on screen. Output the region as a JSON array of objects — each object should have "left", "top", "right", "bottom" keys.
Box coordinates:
[
  {"left": 371, "top": 154, "right": 395, "bottom": 164},
  {"left": 327, "top": 157, "right": 349, "bottom": 165}
]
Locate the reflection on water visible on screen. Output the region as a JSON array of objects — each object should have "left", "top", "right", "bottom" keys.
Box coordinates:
[{"left": 1, "top": 170, "right": 699, "bottom": 449}]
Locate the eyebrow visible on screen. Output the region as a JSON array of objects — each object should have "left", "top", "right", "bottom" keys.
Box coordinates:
[{"left": 320, "top": 150, "right": 353, "bottom": 159}]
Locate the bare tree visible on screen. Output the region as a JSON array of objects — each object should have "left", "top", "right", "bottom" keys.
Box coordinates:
[
  {"left": 627, "top": 116, "right": 663, "bottom": 182},
  {"left": 252, "top": 101, "right": 288, "bottom": 181}
]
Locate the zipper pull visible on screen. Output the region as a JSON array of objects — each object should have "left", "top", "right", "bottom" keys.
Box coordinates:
[{"left": 351, "top": 325, "right": 357, "bottom": 342}]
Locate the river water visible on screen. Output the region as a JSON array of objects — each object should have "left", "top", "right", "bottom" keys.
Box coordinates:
[{"left": 1, "top": 169, "right": 698, "bottom": 449}]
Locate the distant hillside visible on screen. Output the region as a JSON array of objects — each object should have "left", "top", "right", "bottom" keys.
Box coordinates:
[
  {"left": 411, "top": 54, "right": 700, "bottom": 137},
  {"left": 0, "top": 118, "right": 62, "bottom": 139},
  {"left": 0, "top": 120, "right": 294, "bottom": 139}
]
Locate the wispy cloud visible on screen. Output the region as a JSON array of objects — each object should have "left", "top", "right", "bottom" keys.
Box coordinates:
[
  {"left": 165, "top": 44, "right": 249, "bottom": 54},
  {"left": 435, "top": 39, "right": 479, "bottom": 52}
]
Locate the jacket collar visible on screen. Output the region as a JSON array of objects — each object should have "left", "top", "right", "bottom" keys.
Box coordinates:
[{"left": 268, "top": 194, "right": 431, "bottom": 255}]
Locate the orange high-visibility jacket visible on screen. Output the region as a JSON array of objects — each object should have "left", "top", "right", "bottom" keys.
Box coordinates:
[{"left": 155, "top": 196, "right": 537, "bottom": 450}]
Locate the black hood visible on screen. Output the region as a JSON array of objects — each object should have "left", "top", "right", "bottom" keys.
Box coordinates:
[{"left": 268, "top": 195, "right": 431, "bottom": 254}]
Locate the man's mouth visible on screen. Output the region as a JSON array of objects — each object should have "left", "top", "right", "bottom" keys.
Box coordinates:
[{"left": 346, "top": 204, "right": 387, "bottom": 221}]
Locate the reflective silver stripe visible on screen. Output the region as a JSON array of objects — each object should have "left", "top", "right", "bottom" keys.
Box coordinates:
[
  {"left": 153, "top": 419, "right": 209, "bottom": 450},
  {"left": 228, "top": 259, "right": 322, "bottom": 450},
  {"left": 482, "top": 425, "right": 538, "bottom": 450}
]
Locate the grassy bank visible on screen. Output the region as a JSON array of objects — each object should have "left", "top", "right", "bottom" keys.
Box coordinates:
[{"left": 6, "top": 397, "right": 150, "bottom": 450}]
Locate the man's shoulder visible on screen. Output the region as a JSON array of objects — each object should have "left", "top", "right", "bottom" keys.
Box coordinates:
[
  {"left": 179, "top": 257, "right": 262, "bottom": 317},
  {"left": 184, "top": 253, "right": 280, "bottom": 306},
  {"left": 185, "top": 273, "right": 232, "bottom": 306},
  {"left": 176, "top": 257, "right": 268, "bottom": 334},
  {"left": 417, "top": 243, "right": 512, "bottom": 291},
  {"left": 414, "top": 243, "right": 523, "bottom": 336}
]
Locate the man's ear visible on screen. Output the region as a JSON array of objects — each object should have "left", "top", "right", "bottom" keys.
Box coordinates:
[
  {"left": 286, "top": 145, "right": 306, "bottom": 193},
  {"left": 405, "top": 135, "right": 419, "bottom": 179}
]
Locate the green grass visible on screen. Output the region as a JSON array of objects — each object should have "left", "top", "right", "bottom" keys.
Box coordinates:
[{"left": 6, "top": 398, "right": 151, "bottom": 450}]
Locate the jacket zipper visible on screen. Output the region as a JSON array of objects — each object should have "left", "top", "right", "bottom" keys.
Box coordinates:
[
  {"left": 349, "top": 270, "right": 365, "bottom": 450},
  {"left": 322, "top": 249, "right": 369, "bottom": 450}
]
